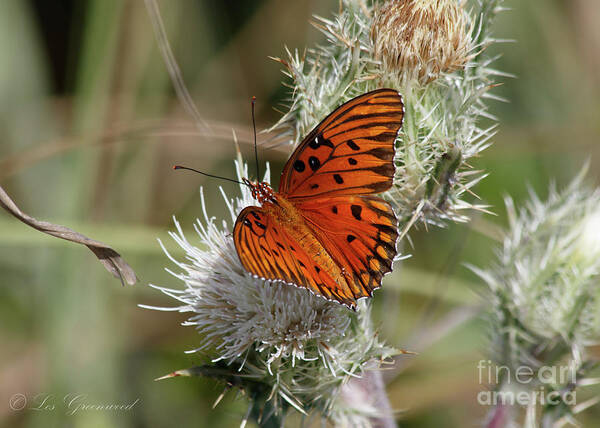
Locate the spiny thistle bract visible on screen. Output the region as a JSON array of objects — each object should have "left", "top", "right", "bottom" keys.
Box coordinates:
[
  {"left": 271, "top": 0, "right": 507, "bottom": 230},
  {"left": 473, "top": 171, "right": 600, "bottom": 426},
  {"left": 145, "top": 161, "right": 397, "bottom": 426}
]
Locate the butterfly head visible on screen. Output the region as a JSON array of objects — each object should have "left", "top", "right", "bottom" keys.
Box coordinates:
[{"left": 243, "top": 178, "right": 276, "bottom": 204}]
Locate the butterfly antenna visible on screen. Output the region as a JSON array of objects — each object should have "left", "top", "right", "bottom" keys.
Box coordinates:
[
  {"left": 173, "top": 165, "right": 248, "bottom": 187},
  {"left": 251, "top": 96, "right": 260, "bottom": 181}
]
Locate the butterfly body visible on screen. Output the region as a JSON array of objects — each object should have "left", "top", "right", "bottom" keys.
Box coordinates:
[{"left": 234, "top": 89, "right": 405, "bottom": 309}]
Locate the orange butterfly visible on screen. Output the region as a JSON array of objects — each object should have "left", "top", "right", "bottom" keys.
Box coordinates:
[{"left": 233, "top": 89, "right": 404, "bottom": 309}]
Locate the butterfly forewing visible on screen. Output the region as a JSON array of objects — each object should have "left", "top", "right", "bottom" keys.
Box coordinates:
[{"left": 279, "top": 89, "right": 404, "bottom": 199}]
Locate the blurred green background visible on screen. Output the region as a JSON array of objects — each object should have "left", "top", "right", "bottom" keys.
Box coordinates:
[{"left": 1, "top": 0, "right": 599, "bottom": 427}]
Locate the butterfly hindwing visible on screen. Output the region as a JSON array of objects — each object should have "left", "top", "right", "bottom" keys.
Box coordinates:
[
  {"left": 279, "top": 89, "right": 404, "bottom": 199},
  {"left": 233, "top": 206, "right": 357, "bottom": 306},
  {"left": 294, "top": 195, "right": 398, "bottom": 298}
]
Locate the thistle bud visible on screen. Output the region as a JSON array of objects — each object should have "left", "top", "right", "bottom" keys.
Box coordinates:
[
  {"left": 475, "top": 172, "right": 600, "bottom": 426},
  {"left": 485, "top": 175, "right": 600, "bottom": 349},
  {"left": 371, "top": 0, "right": 472, "bottom": 85}
]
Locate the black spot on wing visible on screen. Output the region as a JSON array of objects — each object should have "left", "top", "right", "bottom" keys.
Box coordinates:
[
  {"left": 308, "top": 156, "right": 320, "bottom": 171},
  {"left": 351, "top": 204, "right": 362, "bottom": 220},
  {"left": 293, "top": 160, "right": 305, "bottom": 172},
  {"left": 333, "top": 174, "right": 344, "bottom": 184},
  {"left": 308, "top": 135, "right": 334, "bottom": 150}
]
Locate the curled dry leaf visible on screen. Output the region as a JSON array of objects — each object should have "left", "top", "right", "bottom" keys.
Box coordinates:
[{"left": 0, "top": 184, "right": 137, "bottom": 285}]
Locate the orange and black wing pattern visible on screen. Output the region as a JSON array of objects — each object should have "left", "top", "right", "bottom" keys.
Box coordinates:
[
  {"left": 233, "top": 205, "right": 357, "bottom": 306},
  {"left": 295, "top": 195, "right": 398, "bottom": 300},
  {"left": 279, "top": 89, "right": 404, "bottom": 200},
  {"left": 233, "top": 89, "right": 404, "bottom": 308}
]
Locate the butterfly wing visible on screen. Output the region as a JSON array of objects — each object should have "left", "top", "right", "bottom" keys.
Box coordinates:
[
  {"left": 233, "top": 205, "right": 357, "bottom": 307},
  {"left": 294, "top": 195, "right": 398, "bottom": 299},
  {"left": 279, "top": 88, "right": 404, "bottom": 199}
]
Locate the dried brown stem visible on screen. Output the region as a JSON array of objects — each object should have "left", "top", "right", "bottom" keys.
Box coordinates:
[{"left": 0, "top": 185, "right": 137, "bottom": 285}]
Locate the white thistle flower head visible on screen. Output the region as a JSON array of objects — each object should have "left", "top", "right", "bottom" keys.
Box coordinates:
[
  {"left": 152, "top": 161, "right": 349, "bottom": 365},
  {"left": 371, "top": 0, "right": 473, "bottom": 85},
  {"left": 475, "top": 170, "right": 600, "bottom": 372},
  {"left": 146, "top": 159, "right": 397, "bottom": 422}
]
